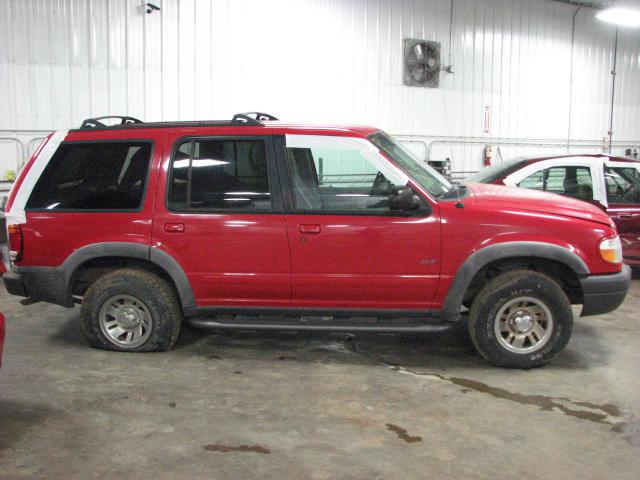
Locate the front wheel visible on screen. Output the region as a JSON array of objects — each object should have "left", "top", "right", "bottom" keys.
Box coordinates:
[
  {"left": 81, "top": 268, "right": 182, "bottom": 352},
  {"left": 468, "top": 270, "right": 573, "bottom": 368}
]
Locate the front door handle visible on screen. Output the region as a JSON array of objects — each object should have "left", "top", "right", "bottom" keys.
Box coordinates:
[
  {"left": 299, "top": 224, "right": 321, "bottom": 234},
  {"left": 164, "top": 223, "right": 185, "bottom": 233},
  {"left": 615, "top": 213, "right": 632, "bottom": 219}
]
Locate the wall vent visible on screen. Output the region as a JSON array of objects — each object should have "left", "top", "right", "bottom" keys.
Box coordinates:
[{"left": 403, "top": 39, "right": 441, "bottom": 88}]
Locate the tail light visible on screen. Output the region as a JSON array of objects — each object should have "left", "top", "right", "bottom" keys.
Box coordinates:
[{"left": 7, "top": 224, "right": 23, "bottom": 262}]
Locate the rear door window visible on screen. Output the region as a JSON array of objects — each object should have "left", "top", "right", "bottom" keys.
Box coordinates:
[
  {"left": 26, "top": 141, "right": 152, "bottom": 210},
  {"left": 167, "top": 138, "right": 272, "bottom": 211}
]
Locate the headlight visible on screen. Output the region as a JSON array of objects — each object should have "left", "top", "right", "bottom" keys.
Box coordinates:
[{"left": 599, "top": 235, "right": 623, "bottom": 264}]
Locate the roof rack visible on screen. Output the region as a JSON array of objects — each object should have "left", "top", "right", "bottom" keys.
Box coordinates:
[
  {"left": 76, "top": 112, "right": 279, "bottom": 130},
  {"left": 80, "top": 116, "right": 144, "bottom": 129},
  {"left": 231, "top": 112, "right": 279, "bottom": 125}
]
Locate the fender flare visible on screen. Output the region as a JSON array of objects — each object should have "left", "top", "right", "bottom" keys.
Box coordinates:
[
  {"left": 64, "top": 242, "right": 196, "bottom": 308},
  {"left": 441, "top": 241, "right": 589, "bottom": 320}
]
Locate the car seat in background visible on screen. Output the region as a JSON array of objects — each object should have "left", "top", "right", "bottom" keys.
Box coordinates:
[
  {"left": 563, "top": 175, "right": 579, "bottom": 197},
  {"left": 576, "top": 183, "right": 593, "bottom": 201}
]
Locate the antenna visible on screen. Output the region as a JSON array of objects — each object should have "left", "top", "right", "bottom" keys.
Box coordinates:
[{"left": 455, "top": 184, "right": 464, "bottom": 209}]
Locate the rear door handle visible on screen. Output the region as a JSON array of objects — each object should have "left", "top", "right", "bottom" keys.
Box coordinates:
[
  {"left": 164, "top": 223, "right": 185, "bottom": 233},
  {"left": 299, "top": 224, "right": 321, "bottom": 234},
  {"left": 616, "top": 213, "right": 632, "bottom": 219}
]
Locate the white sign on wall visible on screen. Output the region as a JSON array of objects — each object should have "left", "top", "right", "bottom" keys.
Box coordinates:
[{"left": 483, "top": 105, "right": 491, "bottom": 135}]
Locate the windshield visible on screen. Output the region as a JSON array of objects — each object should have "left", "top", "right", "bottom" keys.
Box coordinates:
[
  {"left": 465, "top": 158, "right": 529, "bottom": 184},
  {"left": 368, "top": 132, "right": 452, "bottom": 197}
]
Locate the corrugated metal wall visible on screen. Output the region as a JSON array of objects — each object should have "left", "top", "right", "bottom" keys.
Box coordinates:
[{"left": 1, "top": 0, "right": 640, "bottom": 177}]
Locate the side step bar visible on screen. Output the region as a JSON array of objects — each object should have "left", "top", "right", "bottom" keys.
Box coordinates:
[{"left": 188, "top": 316, "right": 455, "bottom": 334}]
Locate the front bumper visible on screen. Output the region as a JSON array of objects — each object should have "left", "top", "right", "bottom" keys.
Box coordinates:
[{"left": 580, "top": 264, "right": 631, "bottom": 316}]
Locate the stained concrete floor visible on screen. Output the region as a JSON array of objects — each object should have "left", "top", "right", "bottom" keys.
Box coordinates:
[{"left": 0, "top": 280, "right": 639, "bottom": 480}]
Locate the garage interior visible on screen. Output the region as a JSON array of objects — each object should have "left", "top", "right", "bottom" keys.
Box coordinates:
[{"left": 1, "top": 0, "right": 640, "bottom": 479}]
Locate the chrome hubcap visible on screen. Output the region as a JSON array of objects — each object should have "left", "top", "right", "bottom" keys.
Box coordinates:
[
  {"left": 99, "top": 295, "right": 152, "bottom": 348},
  {"left": 511, "top": 311, "right": 534, "bottom": 333},
  {"left": 494, "top": 297, "right": 553, "bottom": 354}
]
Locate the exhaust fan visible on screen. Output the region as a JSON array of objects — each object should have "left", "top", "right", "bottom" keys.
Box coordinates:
[{"left": 403, "top": 39, "right": 441, "bottom": 88}]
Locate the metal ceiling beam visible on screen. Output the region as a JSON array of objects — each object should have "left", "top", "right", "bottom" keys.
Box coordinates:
[{"left": 550, "top": 0, "right": 609, "bottom": 9}]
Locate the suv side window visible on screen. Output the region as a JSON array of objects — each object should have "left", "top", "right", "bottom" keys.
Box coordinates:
[
  {"left": 518, "top": 166, "right": 593, "bottom": 201},
  {"left": 604, "top": 166, "right": 640, "bottom": 204},
  {"left": 26, "top": 141, "right": 152, "bottom": 210},
  {"left": 168, "top": 138, "right": 271, "bottom": 211},
  {"left": 517, "top": 170, "right": 544, "bottom": 190},
  {"left": 284, "top": 136, "right": 411, "bottom": 213}
]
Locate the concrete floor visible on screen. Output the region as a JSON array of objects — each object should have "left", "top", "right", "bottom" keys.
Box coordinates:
[{"left": 0, "top": 281, "right": 639, "bottom": 480}]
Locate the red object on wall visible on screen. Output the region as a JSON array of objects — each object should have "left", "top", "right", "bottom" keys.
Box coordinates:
[{"left": 483, "top": 145, "right": 493, "bottom": 167}]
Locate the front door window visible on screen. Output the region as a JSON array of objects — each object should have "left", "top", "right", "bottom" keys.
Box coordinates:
[
  {"left": 518, "top": 166, "right": 594, "bottom": 201},
  {"left": 283, "top": 135, "right": 411, "bottom": 214}
]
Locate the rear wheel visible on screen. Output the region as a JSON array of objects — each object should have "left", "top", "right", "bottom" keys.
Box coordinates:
[
  {"left": 468, "top": 270, "right": 573, "bottom": 368},
  {"left": 81, "top": 268, "right": 182, "bottom": 352}
]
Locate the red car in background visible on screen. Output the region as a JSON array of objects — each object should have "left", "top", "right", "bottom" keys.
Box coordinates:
[{"left": 466, "top": 154, "right": 640, "bottom": 266}]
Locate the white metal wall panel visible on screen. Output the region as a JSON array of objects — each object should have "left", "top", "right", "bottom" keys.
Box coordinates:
[
  {"left": 1, "top": 0, "right": 640, "bottom": 177},
  {"left": 615, "top": 29, "right": 640, "bottom": 142}
]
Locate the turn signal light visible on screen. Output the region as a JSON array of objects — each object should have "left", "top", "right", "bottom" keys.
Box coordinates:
[
  {"left": 599, "top": 235, "right": 622, "bottom": 264},
  {"left": 7, "top": 224, "right": 23, "bottom": 263}
]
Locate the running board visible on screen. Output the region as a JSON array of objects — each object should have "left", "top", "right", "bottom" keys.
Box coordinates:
[{"left": 188, "top": 316, "right": 455, "bottom": 333}]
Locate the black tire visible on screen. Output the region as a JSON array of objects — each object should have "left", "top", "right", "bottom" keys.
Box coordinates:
[
  {"left": 81, "top": 268, "right": 182, "bottom": 352},
  {"left": 468, "top": 270, "right": 573, "bottom": 368}
]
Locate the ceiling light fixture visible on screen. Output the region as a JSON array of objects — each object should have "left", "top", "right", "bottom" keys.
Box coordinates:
[{"left": 596, "top": 7, "right": 640, "bottom": 27}]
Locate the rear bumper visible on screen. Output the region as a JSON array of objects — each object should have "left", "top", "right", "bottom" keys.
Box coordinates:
[
  {"left": 2, "top": 267, "right": 72, "bottom": 307},
  {"left": 580, "top": 265, "right": 631, "bottom": 317},
  {"left": 3, "top": 270, "right": 28, "bottom": 297}
]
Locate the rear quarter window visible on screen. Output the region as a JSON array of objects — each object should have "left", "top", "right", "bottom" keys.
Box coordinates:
[{"left": 26, "top": 141, "right": 152, "bottom": 211}]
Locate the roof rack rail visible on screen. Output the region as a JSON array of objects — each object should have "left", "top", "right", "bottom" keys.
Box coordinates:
[
  {"left": 80, "top": 116, "right": 144, "bottom": 129},
  {"left": 73, "top": 112, "right": 278, "bottom": 130},
  {"left": 231, "top": 112, "right": 279, "bottom": 126}
]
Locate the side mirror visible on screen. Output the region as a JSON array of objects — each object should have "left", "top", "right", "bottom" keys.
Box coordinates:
[{"left": 389, "top": 186, "right": 421, "bottom": 211}]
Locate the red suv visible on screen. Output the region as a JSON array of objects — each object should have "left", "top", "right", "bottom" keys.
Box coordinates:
[{"left": 2, "top": 113, "right": 631, "bottom": 368}]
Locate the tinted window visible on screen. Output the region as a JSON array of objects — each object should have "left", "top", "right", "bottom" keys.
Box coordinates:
[
  {"left": 168, "top": 139, "right": 271, "bottom": 211},
  {"left": 27, "top": 141, "right": 151, "bottom": 210},
  {"left": 604, "top": 166, "right": 640, "bottom": 204},
  {"left": 518, "top": 166, "right": 593, "bottom": 201}
]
